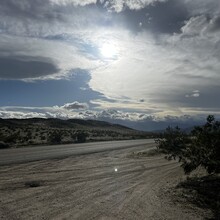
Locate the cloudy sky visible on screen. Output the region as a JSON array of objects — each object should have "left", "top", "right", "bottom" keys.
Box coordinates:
[{"left": 0, "top": 0, "right": 220, "bottom": 130}]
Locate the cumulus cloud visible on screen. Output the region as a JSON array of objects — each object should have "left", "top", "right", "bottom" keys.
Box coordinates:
[
  {"left": 0, "top": 105, "right": 193, "bottom": 122},
  {"left": 0, "top": 106, "right": 141, "bottom": 121},
  {"left": 0, "top": 110, "right": 46, "bottom": 119},
  {"left": 1, "top": 105, "right": 218, "bottom": 131},
  {"left": 0, "top": 102, "right": 88, "bottom": 120},
  {"left": 60, "top": 101, "right": 89, "bottom": 110}
]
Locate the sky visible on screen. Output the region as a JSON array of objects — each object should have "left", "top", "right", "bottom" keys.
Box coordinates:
[{"left": 0, "top": 0, "right": 220, "bottom": 131}]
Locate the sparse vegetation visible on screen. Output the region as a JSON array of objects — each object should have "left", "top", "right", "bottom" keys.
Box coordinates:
[
  {"left": 48, "top": 131, "right": 62, "bottom": 144},
  {"left": 0, "top": 118, "right": 153, "bottom": 148},
  {"left": 76, "top": 131, "right": 88, "bottom": 143},
  {"left": 156, "top": 115, "right": 220, "bottom": 175},
  {"left": 0, "top": 141, "right": 10, "bottom": 149},
  {"left": 156, "top": 115, "right": 220, "bottom": 219}
]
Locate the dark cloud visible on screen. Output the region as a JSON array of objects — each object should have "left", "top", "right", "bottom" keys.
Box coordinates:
[
  {"left": 210, "top": 16, "right": 220, "bottom": 32},
  {"left": 0, "top": 0, "right": 64, "bottom": 22},
  {"left": 0, "top": 0, "right": 190, "bottom": 36},
  {"left": 0, "top": 0, "right": 110, "bottom": 37},
  {"left": 115, "top": 0, "right": 189, "bottom": 34},
  {"left": 185, "top": 86, "right": 220, "bottom": 109},
  {"left": 0, "top": 56, "right": 59, "bottom": 79},
  {"left": 150, "top": 84, "right": 220, "bottom": 110}
]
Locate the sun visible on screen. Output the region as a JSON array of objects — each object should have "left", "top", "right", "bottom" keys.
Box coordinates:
[{"left": 100, "top": 43, "right": 117, "bottom": 59}]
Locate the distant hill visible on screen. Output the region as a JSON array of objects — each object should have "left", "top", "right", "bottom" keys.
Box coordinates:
[
  {"left": 0, "top": 118, "right": 133, "bottom": 130},
  {"left": 0, "top": 118, "right": 154, "bottom": 148}
]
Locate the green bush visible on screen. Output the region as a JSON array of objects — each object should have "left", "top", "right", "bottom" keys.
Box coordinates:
[
  {"left": 156, "top": 115, "right": 220, "bottom": 174},
  {"left": 155, "top": 126, "right": 190, "bottom": 161}
]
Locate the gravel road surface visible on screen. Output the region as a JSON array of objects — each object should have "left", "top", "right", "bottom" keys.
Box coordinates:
[
  {"left": 0, "top": 141, "right": 209, "bottom": 219},
  {"left": 0, "top": 139, "right": 154, "bottom": 165}
]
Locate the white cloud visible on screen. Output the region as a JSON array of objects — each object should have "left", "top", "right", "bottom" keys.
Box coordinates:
[
  {"left": 180, "top": 14, "right": 220, "bottom": 38},
  {"left": 60, "top": 101, "right": 89, "bottom": 110},
  {"left": 185, "top": 90, "right": 200, "bottom": 98},
  {"left": 192, "top": 93, "right": 200, "bottom": 97},
  {"left": 1, "top": 104, "right": 219, "bottom": 131},
  {"left": 0, "top": 110, "right": 46, "bottom": 119},
  {"left": 49, "top": 0, "right": 97, "bottom": 6},
  {"left": 88, "top": 31, "right": 188, "bottom": 110},
  {"left": 181, "top": 15, "right": 209, "bottom": 36},
  {"left": 0, "top": 105, "right": 149, "bottom": 121},
  {"left": 87, "top": 11, "right": 220, "bottom": 115},
  {"left": 103, "top": 0, "right": 167, "bottom": 12},
  {"left": 0, "top": 105, "right": 182, "bottom": 122}
]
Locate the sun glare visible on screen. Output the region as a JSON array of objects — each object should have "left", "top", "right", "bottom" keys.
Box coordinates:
[{"left": 100, "top": 43, "right": 117, "bottom": 59}]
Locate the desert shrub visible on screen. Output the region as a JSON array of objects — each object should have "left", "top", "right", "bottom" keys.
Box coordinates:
[
  {"left": 22, "top": 136, "right": 29, "bottom": 142},
  {"left": 71, "top": 133, "right": 77, "bottom": 141},
  {"left": 76, "top": 132, "right": 88, "bottom": 143},
  {"left": 184, "top": 115, "right": 220, "bottom": 174},
  {"left": 0, "top": 141, "right": 10, "bottom": 149},
  {"left": 27, "top": 131, "right": 32, "bottom": 138},
  {"left": 3, "top": 134, "right": 19, "bottom": 144},
  {"left": 48, "top": 131, "right": 62, "bottom": 144},
  {"left": 155, "top": 126, "right": 190, "bottom": 161},
  {"left": 156, "top": 115, "right": 220, "bottom": 174},
  {"left": 40, "top": 136, "right": 46, "bottom": 140}
]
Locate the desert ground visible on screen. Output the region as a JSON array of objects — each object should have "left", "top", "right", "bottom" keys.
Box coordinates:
[{"left": 0, "top": 143, "right": 211, "bottom": 220}]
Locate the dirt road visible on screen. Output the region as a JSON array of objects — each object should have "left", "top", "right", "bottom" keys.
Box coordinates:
[{"left": 0, "top": 143, "right": 208, "bottom": 219}]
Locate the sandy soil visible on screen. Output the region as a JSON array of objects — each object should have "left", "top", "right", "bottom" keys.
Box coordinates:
[{"left": 0, "top": 144, "right": 211, "bottom": 220}]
